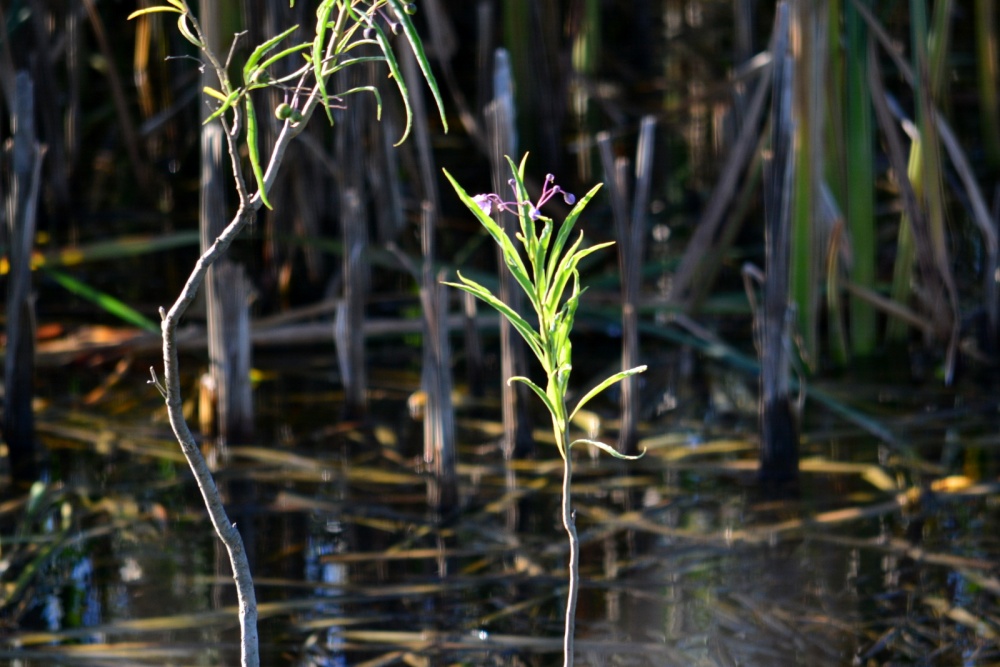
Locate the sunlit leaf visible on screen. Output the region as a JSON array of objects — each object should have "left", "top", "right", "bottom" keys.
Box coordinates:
[
  {"left": 508, "top": 376, "right": 559, "bottom": 422},
  {"left": 176, "top": 13, "right": 203, "bottom": 47},
  {"left": 442, "top": 168, "right": 537, "bottom": 311},
  {"left": 444, "top": 274, "right": 544, "bottom": 362},
  {"left": 338, "top": 85, "right": 383, "bottom": 120},
  {"left": 546, "top": 183, "right": 602, "bottom": 286},
  {"left": 243, "top": 24, "right": 300, "bottom": 83},
  {"left": 385, "top": 0, "right": 448, "bottom": 132},
  {"left": 245, "top": 96, "right": 272, "bottom": 209},
  {"left": 202, "top": 87, "right": 241, "bottom": 124},
  {"left": 570, "top": 365, "right": 647, "bottom": 422},
  {"left": 313, "top": 0, "right": 337, "bottom": 124},
  {"left": 127, "top": 6, "right": 182, "bottom": 20},
  {"left": 369, "top": 18, "right": 412, "bottom": 145},
  {"left": 569, "top": 438, "right": 646, "bottom": 460}
]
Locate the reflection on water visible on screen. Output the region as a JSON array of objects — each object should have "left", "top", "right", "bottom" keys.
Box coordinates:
[{"left": 2, "top": 356, "right": 1000, "bottom": 665}]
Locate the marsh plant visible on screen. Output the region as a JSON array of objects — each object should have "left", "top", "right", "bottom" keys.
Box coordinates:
[
  {"left": 129, "top": 1, "right": 444, "bottom": 665},
  {"left": 444, "top": 155, "right": 646, "bottom": 666}
]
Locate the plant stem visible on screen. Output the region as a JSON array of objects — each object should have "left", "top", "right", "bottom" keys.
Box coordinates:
[
  {"left": 161, "top": 210, "right": 260, "bottom": 667},
  {"left": 560, "top": 429, "right": 577, "bottom": 667}
]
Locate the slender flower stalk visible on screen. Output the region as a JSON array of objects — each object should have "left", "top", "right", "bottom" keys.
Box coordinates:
[{"left": 444, "top": 154, "right": 645, "bottom": 666}]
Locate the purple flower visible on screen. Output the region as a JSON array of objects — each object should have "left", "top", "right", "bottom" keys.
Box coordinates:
[
  {"left": 472, "top": 194, "right": 493, "bottom": 215},
  {"left": 474, "top": 172, "right": 575, "bottom": 221}
]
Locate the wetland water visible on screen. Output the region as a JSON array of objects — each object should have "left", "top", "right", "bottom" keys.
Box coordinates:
[{"left": 3, "top": 347, "right": 998, "bottom": 666}]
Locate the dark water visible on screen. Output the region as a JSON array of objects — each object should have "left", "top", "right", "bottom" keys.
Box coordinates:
[{"left": 3, "top": 350, "right": 999, "bottom": 666}]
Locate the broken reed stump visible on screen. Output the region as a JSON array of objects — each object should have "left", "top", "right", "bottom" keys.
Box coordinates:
[
  {"left": 597, "top": 116, "right": 656, "bottom": 457},
  {"left": 3, "top": 72, "right": 42, "bottom": 483},
  {"left": 397, "top": 41, "right": 457, "bottom": 504},
  {"left": 199, "top": 2, "right": 254, "bottom": 447},
  {"left": 204, "top": 260, "right": 254, "bottom": 445},
  {"left": 759, "top": 3, "right": 799, "bottom": 489},
  {"left": 486, "top": 48, "right": 534, "bottom": 459},
  {"left": 333, "top": 60, "right": 373, "bottom": 420}
]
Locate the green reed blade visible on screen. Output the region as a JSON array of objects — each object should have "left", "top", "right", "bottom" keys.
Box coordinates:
[
  {"left": 43, "top": 267, "right": 159, "bottom": 332},
  {"left": 845, "top": 0, "right": 876, "bottom": 356}
]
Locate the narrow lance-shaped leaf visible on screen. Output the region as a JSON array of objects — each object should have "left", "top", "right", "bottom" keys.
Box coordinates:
[
  {"left": 570, "top": 365, "right": 648, "bottom": 422},
  {"left": 443, "top": 168, "right": 540, "bottom": 313},
  {"left": 546, "top": 183, "right": 602, "bottom": 286},
  {"left": 508, "top": 376, "right": 560, "bottom": 427},
  {"left": 569, "top": 438, "right": 646, "bottom": 460},
  {"left": 128, "top": 6, "right": 183, "bottom": 20},
  {"left": 313, "top": 0, "right": 337, "bottom": 124},
  {"left": 444, "top": 274, "right": 545, "bottom": 362},
  {"left": 44, "top": 268, "right": 160, "bottom": 333},
  {"left": 369, "top": 17, "right": 413, "bottom": 145},
  {"left": 338, "top": 85, "right": 383, "bottom": 120},
  {"left": 504, "top": 155, "right": 536, "bottom": 259},
  {"left": 202, "top": 87, "right": 241, "bottom": 124},
  {"left": 244, "top": 96, "right": 272, "bottom": 210},
  {"left": 176, "top": 12, "right": 203, "bottom": 47},
  {"left": 386, "top": 0, "right": 449, "bottom": 132},
  {"left": 243, "top": 24, "right": 300, "bottom": 82},
  {"left": 547, "top": 239, "right": 615, "bottom": 307},
  {"left": 255, "top": 42, "right": 312, "bottom": 78}
]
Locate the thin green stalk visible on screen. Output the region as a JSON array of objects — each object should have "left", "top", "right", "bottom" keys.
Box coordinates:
[
  {"left": 845, "top": 0, "right": 875, "bottom": 357},
  {"left": 791, "top": 2, "right": 819, "bottom": 364}
]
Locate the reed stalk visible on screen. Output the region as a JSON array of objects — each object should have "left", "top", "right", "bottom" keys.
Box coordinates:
[
  {"left": 975, "top": 0, "right": 1000, "bottom": 170},
  {"left": 790, "top": 0, "right": 821, "bottom": 364},
  {"left": 844, "top": 0, "right": 876, "bottom": 357}
]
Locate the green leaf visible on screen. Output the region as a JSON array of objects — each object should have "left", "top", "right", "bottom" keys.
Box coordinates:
[
  {"left": 243, "top": 24, "right": 300, "bottom": 83},
  {"left": 444, "top": 275, "right": 544, "bottom": 362},
  {"left": 569, "top": 438, "right": 646, "bottom": 460},
  {"left": 245, "top": 96, "right": 272, "bottom": 210},
  {"left": 127, "top": 6, "right": 182, "bottom": 20},
  {"left": 43, "top": 268, "right": 159, "bottom": 333},
  {"left": 442, "top": 168, "right": 538, "bottom": 312},
  {"left": 313, "top": 0, "right": 337, "bottom": 124},
  {"left": 508, "top": 376, "right": 559, "bottom": 422},
  {"left": 385, "top": 0, "right": 449, "bottom": 133},
  {"left": 546, "top": 238, "right": 614, "bottom": 307},
  {"left": 368, "top": 18, "right": 412, "bottom": 146},
  {"left": 176, "top": 13, "right": 203, "bottom": 47},
  {"left": 570, "top": 365, "right": 647, "bottom": 422},
  {"left": 546, "top": 232, "right": 585, "bottom": 307},
  {"left": 546, "top": 183, "right": 602, "bottom": 287},
  {"left": 338, "top": 85, "right": 383, "bottom": 120},
  {"left": 257, "top": 43, "right": 312, "bottom": 73},
  {"left": 202, "top": 87, "right": 241, "bottom": 125},
  {"left": 504, "top": 155, "right": 536, "bottom": 263}
]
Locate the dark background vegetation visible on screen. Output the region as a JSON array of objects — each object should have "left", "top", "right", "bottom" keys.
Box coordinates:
[{"left": 2, "top": 0, "right": 1000, "bottom": 663}]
